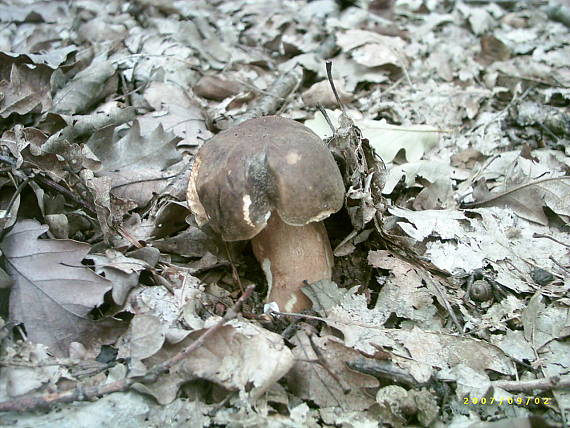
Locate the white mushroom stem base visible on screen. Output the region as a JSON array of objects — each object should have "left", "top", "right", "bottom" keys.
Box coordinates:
[{"left": 251, "top": 214, "right": 334, "bottom": 313}]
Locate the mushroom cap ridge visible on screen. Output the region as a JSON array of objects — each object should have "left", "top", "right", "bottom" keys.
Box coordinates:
[{"left": 189, "top": 116, "right": 345, "bottom": 241}]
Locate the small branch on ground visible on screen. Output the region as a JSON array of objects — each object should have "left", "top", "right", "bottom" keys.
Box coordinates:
[
  {"left": 0, "top": 285, "right": 255, "bottom": 413},
  {"left": 492, "top": 375, "right": 570, "bottom": 393},
  {"left": 233, "top": 65, "right": 303, "bottom": 124}
]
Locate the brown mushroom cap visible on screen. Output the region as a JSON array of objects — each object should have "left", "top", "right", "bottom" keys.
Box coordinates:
[{"left": 188, "top": 116, "right": 345, "bottom": 241}]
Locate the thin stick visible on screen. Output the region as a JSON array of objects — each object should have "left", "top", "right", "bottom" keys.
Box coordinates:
[
  {"left": 33, "top": 175, "right": 97, "bottom": 216},
  {"left": 549, "top": 256, "right": 570, "bottom": 275},
  {"left": 462, "top": 176, "right": 570, "bottom": 208},
  {"left": 325, "top": 61, "right": 346, "bottom": 115},
  {"left": 492, "top": 375, "right": 570, "bottom": 393},
  {"left": 533, "top": 233, "right": 570, "bottom": 249},
  {"left": 2, "top": 178, "right": 28, "bottom": 216},
  {"left": 0, "top": 285, "right": 255, "bottom": 413},
  {"left": 224, "top": 241, "right": 244, "bottom": 294},
  {"left": 110, "top": 174, "right": 178, "bottom": 190}
]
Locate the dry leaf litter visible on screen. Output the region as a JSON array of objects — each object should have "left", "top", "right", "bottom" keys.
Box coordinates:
[{"left": 0, "top": 0, "right": 569, "bottom": 427}]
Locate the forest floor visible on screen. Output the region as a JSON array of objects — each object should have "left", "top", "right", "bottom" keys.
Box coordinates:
[{"left": 0, "top": 0, "right": 569, "bottom": 427}]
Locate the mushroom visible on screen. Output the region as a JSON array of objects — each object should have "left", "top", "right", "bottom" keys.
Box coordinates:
[{"left": 187, "top": 116, "right": 345, "bottom": 312}]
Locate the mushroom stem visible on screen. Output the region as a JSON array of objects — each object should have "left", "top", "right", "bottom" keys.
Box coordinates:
[{"left": 251, "top": 214, "right": 334, "bottom": 312}]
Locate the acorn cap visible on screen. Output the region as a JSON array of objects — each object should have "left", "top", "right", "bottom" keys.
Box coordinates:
[{"left": 187, "top": 116, "right": 345, "bottom": 241}]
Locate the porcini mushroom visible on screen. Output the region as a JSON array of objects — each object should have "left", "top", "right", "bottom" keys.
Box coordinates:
[{"left": 187, "top": 116, "right": 344, "bottom": 312}]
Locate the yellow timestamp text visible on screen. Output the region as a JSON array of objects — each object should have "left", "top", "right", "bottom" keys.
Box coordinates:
[{"left": 464, "top": 397, "right": 552, "bottom": 406}]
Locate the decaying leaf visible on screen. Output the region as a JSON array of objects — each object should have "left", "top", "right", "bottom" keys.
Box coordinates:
[
  {"left": 467, "top": 176, "right": 570, "bottom": 225},
  {"left": 0, "top": 64, "right": 51, "bottom": 118},
  {"left": 336, "top": 29, "right": 407, "bottom": 70},
  {"left": 287, "top": 329, "right": 379, "bottom": 410},
  {"left": 302, "top": 79, "right": 353, "bottom": 107},
  {"left": 87, "top": 249, "right": 151, "bottom": 305},
  {"left": 135, "top": 320, "right": 294, "bottom": 404},
  {"left": 384, "top": 160, "right": 471, "bottom": 209},
  {"left": 306, "top": 110, "right": 443, "bottom": 163},
  {"left": 387, "top": 206, "right": 569, "bottom": 294},
  {"left": 0, "top": 1, "right": 70, "bottom": 23},
  {"left": 142, "top": 81, "right": 213, "bottom": 147},
  {"left": 1, "top": 0, "right": 570, "bottom": 424},
  {"left": 118, "top": 314, "right": 166, "bottom": 360},
  {"left": 367, "top": 250, "right": 441, "bottom": 328},
  {"left": 124, "top": 272, "right": 203, "bottom": 330},
  {"left": 193, "top": 75, "right": 242, "bottom": 101},
  {"left": 43, "top": 101, "right": 137, "bottom": 143},
  {"left": 376, "top": 385, "right": 439, "bottom": 427},
  {"left": 81, "top": 172, "right": 137, "bottom": 242},
  {"left": 1, "top": 342, "right": 62, "bottom": 399},
  {"left": 151, "top": 225, "right": 223, "bottom": 258},
  {"left": 363, "top": 121, "right": 443, "bottom": 163},
  {"left": 0, "top": 220, "right": 113, "bottom": 355},
  {"left": 304, "top": 280, "right": 515, "bottom": 385},
  {"left": 309, "top": 107, "right": 386, "bottom": 234},
  {"left": 52, "top": 56, "right": 117, "bottom": 115},
  {"left": 0, "top": 59, "right": 53, "bottom": 118},
  {"left": 521, "top": 290, "right": 570, "bottom": 408},
  {"left": 87, "top": 120, "right": 182, "bottom": 208}
]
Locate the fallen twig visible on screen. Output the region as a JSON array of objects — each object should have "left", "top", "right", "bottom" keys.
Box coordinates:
[
  {"left": 0, "top": 285, "right": 255, "bottom": 413},
  {"left": 492, "top": 375, "right": 570, "bottom": 393},
  {"left": 235, "top": 65, "right": 303, "bottom": 124}
]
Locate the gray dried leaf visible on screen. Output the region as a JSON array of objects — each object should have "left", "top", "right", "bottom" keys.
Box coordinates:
[
  {"left": 302, "top": 79, "right": 353, "bottom": 107},
  {"left": 376, "top": 385, "right": 439, "bottom": 427},
  {"left": 336, "top": 29, "right": 406, "bottom": 52},
  {"left": 351, "top": 43, "right": 403, "bottom": 68},
  {"left": 308, "top": 109, "right": 386, "bottom": 231},
  {"left": 52, "top": 57, "right": 116, "bottom": 115},
  {"left": 467, "top": 176, "right": 570, "bottom": 225},
  {"left": 0, "top": 62, "right": 52, "bottom": 118},
  {"left": 303, "top": 279, "right": 352, "bottom": 314},
  {"left": 151, "top": 226, "right": 222, "bottom": 258},
  {"left": 383, "top": 160, "right": 469, "bottom": 195},
  {"left": 0, "top": 1, "right": 69, "bottom": 23},
  {"left": 314, "top": 285, "right": 514, "bottom": 383},
  {"left": 48, "top": 101, "right": 136, "bottom": 142},
  {"left": 86, "top": 120, "right": 182, "bottom": 208},
  {"left": 287, "top": 330, "right": 379, "bottom": 410},
  {"left": 368, "top": 250, "right": 439, "bottom": 328},
  {"left": 44, "top": 213, "right": 69, "bottom": 239},
  {"left": 81, "top": 172, "right": 137, "bottom": 241},
  {"left": 87, "top": 249, "right": 149, "bottom": 305},
  {"left": 0, "top": 266, "right": 13, "bottom": 288},
  {"left": 522, "top": 292, "right": 570, "bottom": 349},
  {"left": 2, "top": 344, "right": 61, "bottom": 398},
  {"left": 142, "top": 81, "right": 212, "bottom": 147},
  {"left": 492, "top": 329, "right": 535, "bottom": 363},
  {"left": 89, "top": 120, "right": 181, "bottom": 174},
  {"left": 136, "top": 320, "right": 294, "bottom": 404},
  {"left": 0, "top": 47, "right": 77, "bottom": 69},
  {"left": 389, "top": 206, "right": 569, "bottom": 296},
  {"left": 118, "top": 314, "right": 166, "bottom": 360},
  {"left": 1, "top": 220, "right": 112, "bottom": 355},
  {"left": 413, "top": 178, "right": 455, "bottom": 210}
]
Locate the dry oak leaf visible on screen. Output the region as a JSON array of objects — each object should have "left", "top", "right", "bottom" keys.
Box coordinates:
[
  {"left": 135, "top": 319, "right": 294, "bottom": 405},
  {"left": 1, "top": 220, "right": 112, "bottom": 356},
  {"left": 287, "top": 330, "right": 379, "bottom": 411},
  {"left": 468, "top": 176, "right": 570, "bottom": 225}
]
